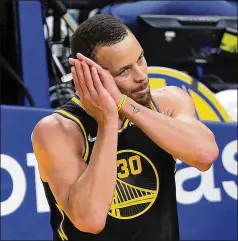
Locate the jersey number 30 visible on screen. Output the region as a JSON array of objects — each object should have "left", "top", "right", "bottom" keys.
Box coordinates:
[{"left": 117, "top": 155, "right": 142, "bottom": 179}]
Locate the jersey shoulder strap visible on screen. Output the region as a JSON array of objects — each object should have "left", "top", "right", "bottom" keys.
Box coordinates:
[{"left": 54, "top": 96, "right": 96, "bottom": 161}]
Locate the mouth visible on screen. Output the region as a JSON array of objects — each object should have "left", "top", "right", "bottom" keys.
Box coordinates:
[{"left": 133, "top": 84, "right": 149, "bottom": 96}]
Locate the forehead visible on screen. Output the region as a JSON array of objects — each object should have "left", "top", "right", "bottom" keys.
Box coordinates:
[{"left": 96, "top": 32, "right": 142, "bottom": 72}]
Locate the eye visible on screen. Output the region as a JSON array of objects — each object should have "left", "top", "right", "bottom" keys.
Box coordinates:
[
  {"left": 118, "top": 68, "right": 130, "bottom": 77},
  {"left": 137, "top": 54, "right": 144, "bottom": 64}
]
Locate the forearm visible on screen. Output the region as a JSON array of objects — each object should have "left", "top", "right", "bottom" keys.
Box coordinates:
[
  {"left": 121, "top": 97, "right": 217, "bottom": 167},
  {"left": 68, "top": 122, "right": 118, "bottom": 224}
]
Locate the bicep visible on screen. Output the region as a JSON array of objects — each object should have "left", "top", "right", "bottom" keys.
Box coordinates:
[
  {"left": 170, "top": 88, "right": 207, "bottom": 129},
  {"left": 171, "top": 87, "right": 197, "bottom": 120},
  {"left": 154, "top": 86, "right": 197, "bottom": 119},
  {"left": 169, "top": 88, "right": 215, "bottom": 137},
  {"left": 32, "top": 117, "right": 87, "bottom": 213},
  {"left": 154, "top": 86, "right": 211, "bottom": 132}
]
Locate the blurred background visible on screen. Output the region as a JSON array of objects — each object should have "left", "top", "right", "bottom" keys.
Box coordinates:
[{"left": 0, "top": 0, "right": 237, "bottom": 240}]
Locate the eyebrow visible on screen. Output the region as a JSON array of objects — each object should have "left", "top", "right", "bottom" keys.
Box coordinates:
[{"left": 115, "top": 50, "right": 144, "bottom": 75}]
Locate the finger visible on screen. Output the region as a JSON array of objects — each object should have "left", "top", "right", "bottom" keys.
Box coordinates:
[
  {"left": 98, "top": 69, "right": 110, "bottom": 85},
  {"left": 76, "top": 53, "right": 104, "bottom": 74},
  {"left": 71, "top": 66, "right": 83, "bottom": 97},
  {"left": 74, "top": 60, "right": 88, "bottom": 96},
  {"left": 81, "top": 61, "right": 97, "bottom": 96},
  {"left": 69, "top": 58, "right": 75, "bottom": 66},
  {"left": 91, "top": 67, "right": 103, "bottom": 94}
]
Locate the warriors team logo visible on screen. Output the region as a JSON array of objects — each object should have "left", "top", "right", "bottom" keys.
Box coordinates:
[
  {"left": 109, "top": 150, "right": 159, "bottom": 219},
  {"left": 148, "top": 67, "right": 231, "bottom": 122}
]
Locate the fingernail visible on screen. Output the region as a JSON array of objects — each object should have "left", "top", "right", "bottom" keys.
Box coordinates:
[{"left": 69, "top": 58, "right": 74, "bottom": 64}]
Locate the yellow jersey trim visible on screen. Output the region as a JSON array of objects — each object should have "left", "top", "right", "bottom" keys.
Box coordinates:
[
  {"left": 55, "top": 109, "right": 89, "bottom": 162},
  {"left": 71, "top": 96, "right": 84, "bottom": 109},
  {"left": 72, "top": 96, "right": 130, "bottom": 133},
  {"left": 55, "top": 203, "right": 68, "bottom": 241},
  {"left": 149, "top": 100, "right": 158, "bottom": 112},
  {"left": 71, "top": 96, "right": 158, "bottom": 133},
  {"left": 118, "top": 118, "right": 130, "bottom": 133}
]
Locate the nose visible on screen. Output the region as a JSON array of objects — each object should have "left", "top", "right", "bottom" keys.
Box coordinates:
[{"left": 133, "top": 65, "right": 147, "bottom": 83}]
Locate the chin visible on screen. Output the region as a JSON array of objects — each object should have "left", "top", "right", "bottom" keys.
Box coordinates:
[{"left": 133, "top": 92, "right": 152, "bottom": 107}]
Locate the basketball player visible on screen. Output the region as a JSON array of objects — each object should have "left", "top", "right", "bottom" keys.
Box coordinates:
[{"left": 32, "top": 15, "right": 219, "bottom": 241}]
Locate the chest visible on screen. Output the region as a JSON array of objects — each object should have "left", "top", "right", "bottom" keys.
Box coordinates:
[
  {"left": 88, "top": 122, "right": 175, "bottom": 171},
  {"left": 118, "top": 123, "right": 174, "bottom": 167},
  {"left": 87, "top": 123, "right": 176, "bottom": 220}
]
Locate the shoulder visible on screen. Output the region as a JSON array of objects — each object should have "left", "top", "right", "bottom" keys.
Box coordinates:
[
  {"left": 32, "top": 113, "right": 84, "bottom": 152},
  {"left": 32, "top": 114, "right": 87, "bottom": 183},
  {"left": 33, "top": 113, "right": 75, "bottom": 136},
  {"left": 151, "top": 86, "right": 195, "bottom": 117},
  {"left": 151, "top": 86, "right": 193, "bottom": 105},
  {"left": 152, "top": 86, "right": 190, "bottom": 99}
]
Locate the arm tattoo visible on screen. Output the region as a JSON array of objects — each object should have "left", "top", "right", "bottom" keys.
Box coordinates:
[{"left": 130, "top": 104, "right": 140, "bottom": 114}]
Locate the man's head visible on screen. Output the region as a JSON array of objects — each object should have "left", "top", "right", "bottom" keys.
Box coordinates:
[{"left": 71, "top": 15, "right": 151, "bottom": 106}]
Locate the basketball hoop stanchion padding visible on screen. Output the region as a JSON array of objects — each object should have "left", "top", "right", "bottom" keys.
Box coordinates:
[{"left": 18, "top": 0, "right": 50, "bottom": 108}]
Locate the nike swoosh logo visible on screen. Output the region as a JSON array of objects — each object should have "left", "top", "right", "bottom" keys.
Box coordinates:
[{"left": 88, "top": 134, "right": 96, "bottom": 142}]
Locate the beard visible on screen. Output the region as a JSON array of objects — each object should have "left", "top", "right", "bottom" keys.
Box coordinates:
[{"left": 131, "top": 89, "right": 152, "bottom": 107}]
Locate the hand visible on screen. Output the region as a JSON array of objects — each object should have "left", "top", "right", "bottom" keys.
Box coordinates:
[
  {"left": 71, "top": 59, "right": 118, "bottom": 126},
  {"left": 69, "top": 53, "right": 122, "bottom": 105}
]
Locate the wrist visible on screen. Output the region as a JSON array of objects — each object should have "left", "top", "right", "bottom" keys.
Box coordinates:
[
  {"left": 117, "top": 94, "right": 127, "bottom": 112},
  {"left": 98, "top": 121, "right": 118, "bottom": 134},
  {"left": 119, "top": 97, "right": 141, "bottom": 118},
  {"left": 115, "top": 93, "right": 123, "bottom": 106},
  {"left": 97, "top": 116, "right": 118, "bottom": 130}
]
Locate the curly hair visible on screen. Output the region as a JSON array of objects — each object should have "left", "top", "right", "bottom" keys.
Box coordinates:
[{"left": 70, "top": 14, "right": 129, "bottom": 61}]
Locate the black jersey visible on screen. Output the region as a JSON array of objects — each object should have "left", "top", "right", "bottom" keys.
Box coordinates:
[{"left": 42, "top": 96, "right": 180, "bottom": 241}]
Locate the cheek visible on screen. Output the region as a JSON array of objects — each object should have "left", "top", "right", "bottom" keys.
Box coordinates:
[{"left": 114, "top": 77, "right": 133, "bottom": 94}]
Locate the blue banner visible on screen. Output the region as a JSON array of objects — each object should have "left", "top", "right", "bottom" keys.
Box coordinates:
[
  {"left": 18, "top": 0, "right": 50, "bottom": 108},
  {"left": 176, "top": 122, "right": 237, "bottom": 240},
  {"left": 1, "top": 105, "right": 237, "bottom": 240}
]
